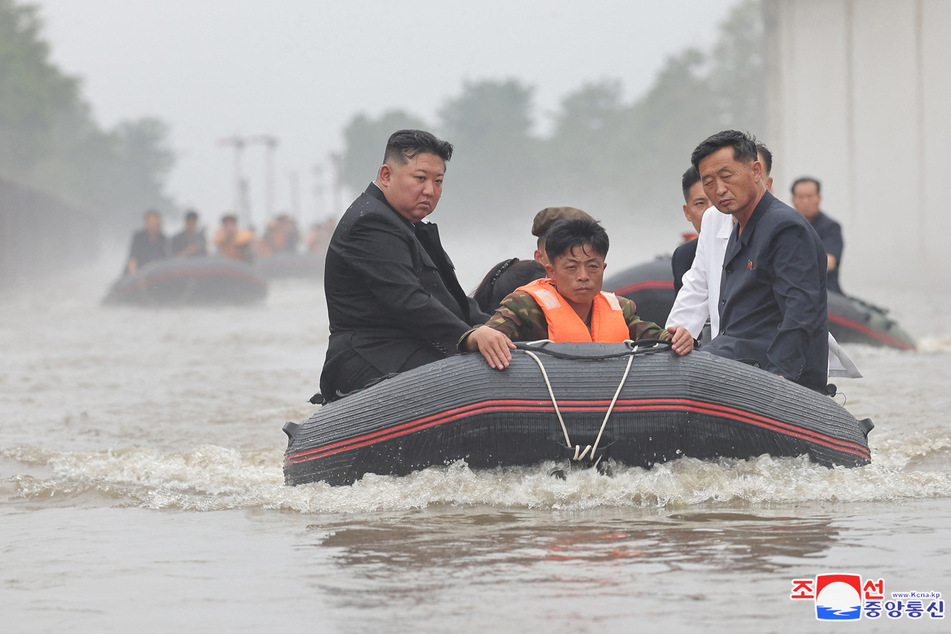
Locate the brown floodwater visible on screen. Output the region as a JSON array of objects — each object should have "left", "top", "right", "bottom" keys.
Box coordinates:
[{"left": 1, "top": 250, "right": 949, "bottom": 633}]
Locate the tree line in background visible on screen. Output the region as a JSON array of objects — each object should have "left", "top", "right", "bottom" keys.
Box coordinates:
[
  {"left": 0, "top": 0, "right": 176, "bottom": 232},
  {"left": 1, "top": 0, "right": 762, "bottom": 238},
  {"left": 336, "top": 0, "right": 765, "bottom": 232}
]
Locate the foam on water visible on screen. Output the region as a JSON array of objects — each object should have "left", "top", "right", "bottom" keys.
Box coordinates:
[
  {"left": 5, "top": 433, "right": 951, "bottom": 514},
  {"left": 918, "top": 334, "right": 951, "bottom": 353}
]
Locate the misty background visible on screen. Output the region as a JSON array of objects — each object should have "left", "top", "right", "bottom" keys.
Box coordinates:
[
  {"left": 3, "top": 0, "right": 948, "bottom": 290},
  {"left": 1, "top": 0, "right": 763, "bottom": 285}
]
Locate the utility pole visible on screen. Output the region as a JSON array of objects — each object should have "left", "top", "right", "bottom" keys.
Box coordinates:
[
  {"left": 249, "top": 135, "right": 279, "bottom": 222},
  {"left": 329, "top": 153, "right": 343, "bottom": 219},
  {"left": 217, "top": 135, "right": 250, "bottom": 226},
  {"left": 289, "top": 170, "right": 301, "bottom": 222},
  {"left": 312, "top": 163, "right": 325, "bottom": 219}
]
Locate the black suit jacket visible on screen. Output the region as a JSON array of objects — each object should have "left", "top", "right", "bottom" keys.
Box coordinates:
[
  {"left": 671, "top": 238, "right": 699, "bottom": 294},
  {"left": 706, "top": 191, "right": 829, "bottom": 391},
  {"left": 320, "top": 183, "right": 488, "bottom": 398}
]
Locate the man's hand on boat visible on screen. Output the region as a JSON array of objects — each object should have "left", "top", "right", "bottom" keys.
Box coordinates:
[
  {"left": 462, "top": 325, "right": 694, "bottom": 370},
  {"left": 463, "top": 326, "right": 517, "bottom": 370},
  {"left": 666, "top": 326, "right": 695, "bottom": 356}
]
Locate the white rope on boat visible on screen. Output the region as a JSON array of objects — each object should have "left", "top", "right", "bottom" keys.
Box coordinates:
[
  {"left": 521, "top": 349, "right": 573, "bottom": 450},
  {"left": 591, "top": 351, "right": 635, "bottom": 459},
  {"left": 521, "top": 342, "right": 637, "bottom": 462}
]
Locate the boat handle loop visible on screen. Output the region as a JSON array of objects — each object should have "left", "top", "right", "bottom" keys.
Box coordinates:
[{"left": 521, "top": 341, "right": 638, "bottom": 463}]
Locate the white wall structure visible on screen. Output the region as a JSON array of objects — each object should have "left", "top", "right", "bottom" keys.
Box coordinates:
[{"left": 765, "top": 0, "right": 951, "bottom": 286}]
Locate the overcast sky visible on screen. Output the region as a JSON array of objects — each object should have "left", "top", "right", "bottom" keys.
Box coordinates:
[{"left": 35, "top": 0, "right": 737, "bottom": 227}]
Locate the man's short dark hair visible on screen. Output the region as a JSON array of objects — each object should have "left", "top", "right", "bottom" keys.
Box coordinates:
[
  {"left": 184, "top": 209, "right": 199, "bottom": 221},
  {"left": 544, "top": 217, "right": 609, "bottom": 264},
  {"left": 756, "top": 143, "right": 773, "bottom": 176},
  {"left": 221, "top": 214, "right": 237, "bottom": 224},
  {"left": 791, "top": 177, "right": 821, "bottom": 195},
  {"left": 681, "top": 166, "right": 701, "bottom": 202},
  {"left": 691, "top": 130, "right": 758, "bottom": 171},
  {"left": 383, "top": 129, "right": 453, "bottom": 166}
]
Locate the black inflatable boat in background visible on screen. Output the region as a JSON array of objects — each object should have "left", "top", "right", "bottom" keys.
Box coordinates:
[
  {"left": 103, "top": 256, "right": 268, "bottom": 306},
  {"left": 255, "top": 252, "right": 323, "bottom": 280},
  {"left": 604, "top": 257, "right": 916, "bottom": 350}
]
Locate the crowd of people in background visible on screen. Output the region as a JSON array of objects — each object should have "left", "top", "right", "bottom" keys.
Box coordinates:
[{"left": 123, "top": 209, "right": 336, "bottom": 275}]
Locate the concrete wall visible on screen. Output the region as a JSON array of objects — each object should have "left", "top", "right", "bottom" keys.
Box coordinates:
[
  {"left": 764, "top": 0, "right": 951, "bottom": 287},
  {"left": 0, "top": 175, "right": 100, "bottom": 288}
]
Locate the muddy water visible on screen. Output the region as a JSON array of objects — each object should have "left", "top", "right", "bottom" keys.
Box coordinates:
[{"left": 1, "top": 253, "right": 950, "bottom": 633}]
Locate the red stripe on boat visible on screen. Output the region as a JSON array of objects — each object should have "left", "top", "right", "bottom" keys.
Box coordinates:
[{"left": 285, "top": 397, "right": 870, "bottom": 465}]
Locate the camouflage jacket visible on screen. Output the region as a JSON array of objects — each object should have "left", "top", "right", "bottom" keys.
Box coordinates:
[{"left": 458, "top": 289, "right": 670, "bottom": 348}]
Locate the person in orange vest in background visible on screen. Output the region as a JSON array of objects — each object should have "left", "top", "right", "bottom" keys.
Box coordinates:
[
  {"left": 460, "top": 216, "right": 695, "bottom": 369},
  {"left": 258, "top": 213, "right": 300, "bottom": 258},
  {"left": 306, "top": 217, "right": 337, "bottom": 255},
  {"left": 214, "top": 214, "right": 255, "bottom": 262}
]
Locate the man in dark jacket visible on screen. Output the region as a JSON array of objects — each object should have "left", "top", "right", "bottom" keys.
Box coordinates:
[
  {"left": 318, "top": 129, "right": 491, "bottom": 402},
  {"left": 791, "top": 177, "right": 845, "bottom": 294},
  {"left": 692, "top": 130, "right": 829, "bottom": 392},
  {"left": 124, "top": 209, "right": 167, "bottom": 275},
  {"left": 170, "top": 209, "right": 207, "bottom": 258}
]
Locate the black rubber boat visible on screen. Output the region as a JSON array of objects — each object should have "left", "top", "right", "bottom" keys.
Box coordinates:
[
  {"left": 604, "top": 257, "right": 916, "bottom": 350},
  {"left": 283, "top": 341, "right": 873, "bottom": 486},
  {"left": 103, "top": 256, "right": 268, "bottom": 306}
]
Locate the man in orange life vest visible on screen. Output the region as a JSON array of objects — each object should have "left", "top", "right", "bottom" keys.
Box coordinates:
[{"left": 460, "top": 217, "right": 695, "bottom": 368}]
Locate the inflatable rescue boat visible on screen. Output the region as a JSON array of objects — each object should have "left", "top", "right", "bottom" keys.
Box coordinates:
[
  {"left": 283, "top": 341, "right": 873, "bottom": 486},
  {"left": 255, "top": 252, "right": 323, "bottom": 280},
  {"left": 103, "top": 256, "right": 268, "bottom": 306}
]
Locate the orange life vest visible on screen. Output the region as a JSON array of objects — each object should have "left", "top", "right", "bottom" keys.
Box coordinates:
[{"left": 518, "top": 278, "right": 629, "bottom": 343}]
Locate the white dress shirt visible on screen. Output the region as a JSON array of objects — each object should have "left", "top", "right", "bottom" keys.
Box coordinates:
[{"left": 666, "top": 206, "right": 732, "bottom": 339}]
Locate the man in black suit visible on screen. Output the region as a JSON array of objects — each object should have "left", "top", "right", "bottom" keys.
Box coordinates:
[
  {"left": 318, "top": 129, "right": 492, "bottom": 402},
  {"left": 124, "top": 209, "right": 167, "bottom": 275},
  {"left": 791, "top": 177, "right": 845, "bottom": 294},
  {"left": 692, "top": 130, "right": 829, "bottom": 392}
]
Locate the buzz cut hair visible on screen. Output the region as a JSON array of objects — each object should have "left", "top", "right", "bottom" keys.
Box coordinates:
[
  {"left": 681, "top": 166, "right": 701, "bottom": 202},
  {"left": 756, "top": 143, "right": 773, "bottom": 176}
]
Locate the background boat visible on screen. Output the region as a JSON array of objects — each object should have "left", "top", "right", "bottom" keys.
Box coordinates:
[
  {"left": 604, "top": 256, "right": 916, "bottom": 350},
  {"left": 254, "top": 252, "right": 323, "bottom": 280},
  {"left": 103, "top": 256, "right": 268, "bottom": 306}
]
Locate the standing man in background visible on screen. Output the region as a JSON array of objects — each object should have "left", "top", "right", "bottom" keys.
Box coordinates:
[{"left": 791, "top": 177, "right": 845, "bottom": 294}]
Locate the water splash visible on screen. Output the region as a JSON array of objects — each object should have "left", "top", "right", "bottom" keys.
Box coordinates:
[{"left": 5, "top": 442, "right": 951, "bottom": 515}]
